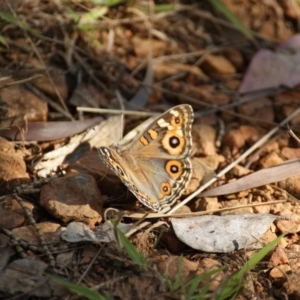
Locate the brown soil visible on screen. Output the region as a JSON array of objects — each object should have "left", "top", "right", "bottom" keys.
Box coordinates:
[{"left": 0, "top": 1, "right": 300, "bottom": 299}]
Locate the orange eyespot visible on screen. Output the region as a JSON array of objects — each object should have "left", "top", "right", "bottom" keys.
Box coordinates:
[
  {"left": 165, "top": 160, "right": 182, "bottom": 178},
  {"left": 161, "top": 132, "right": 184, "bottom": 155},
  {"left": 170, "top": 113, "right": 183, "bottom": 127},
  {"left": 160, "top": 181, "right": 171, "bottom": 196}
]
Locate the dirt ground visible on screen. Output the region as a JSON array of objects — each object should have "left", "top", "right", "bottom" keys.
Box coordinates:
[{"left": 1, "top": 0, "right": 300, "bottom": 299}]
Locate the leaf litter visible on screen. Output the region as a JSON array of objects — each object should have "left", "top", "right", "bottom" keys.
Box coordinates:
[{"left": 1, "top": 1, "right": 300, "bottom": 299}]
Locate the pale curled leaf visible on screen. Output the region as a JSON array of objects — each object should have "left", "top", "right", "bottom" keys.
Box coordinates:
[
  {"left": 0, "top": 117, "right": 103, "bottom": 142},
  {"left": 239, "top": 34, "right": 300, "bottom": 93},
  {"left": 200, "top": 159, "right": 300, "bottom": 197},
  {"left": 61, "top": 221, "right": 132, "bottom": 243},
  {"left": 171, "top": 214, "right": 279, "bottom": 253},
  {"left": 61, "top": 222, "right": 97, "bottom": 243}
]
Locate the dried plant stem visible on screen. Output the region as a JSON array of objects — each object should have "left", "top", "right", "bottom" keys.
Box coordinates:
[
  {"left": 77, "top": 106, "right": 157, "bottom": 117},
  {"left": 0, "top": 74, "right": 42, "bottom": 89},
  {"left": 125, "top": 199, "right": 287, "bottom": 219},
  {"left": 14, "top": 194, "right": 55, "bottom": 267},
  {"left": 3, "top": 228, "right": 43, "bottom": 253}
]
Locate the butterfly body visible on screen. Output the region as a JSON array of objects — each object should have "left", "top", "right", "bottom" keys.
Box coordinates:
[{"left": 98, "top": 104, "right": 193, "bottom": 211}]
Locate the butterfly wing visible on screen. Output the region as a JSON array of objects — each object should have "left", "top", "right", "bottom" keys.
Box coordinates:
[
  {"left": 98, "top": 104, "right": 194, "bottom": 211},
  {"left": 128, "top": 104, "right": 193, "bottom": 210}
]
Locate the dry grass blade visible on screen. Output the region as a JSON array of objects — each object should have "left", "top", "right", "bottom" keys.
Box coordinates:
[
  {"left": 0, "top": 117, "right": 104, "bottom": 141},
  {"left": 77, "top": 107, "right": 157, "bottom": 117},
  {"left": 0, "top": 74, "right": 42, "bottom": 89},
  {"left": 200, "top": 159, "right": 300, "bottom": 197}
]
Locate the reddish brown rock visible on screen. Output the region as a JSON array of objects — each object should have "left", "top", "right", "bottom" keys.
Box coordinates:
[
  {"left": 185, "top": 157, "right": 215, "bottom": 195},
  {"left": 192, "top": 124, "right": 217, "bottom": 156},
  {"left": 224, "top": 78, "right": 241, "bottom": 91},
  {"left": 0, "top": 152, "right": 30, "bottom": 194},
  {"left": 153, "top": 61, "right": 207, "bottom": 81},
  {"left": 202, "top": 54, "right": 236, "bottom": 76},
  {"left": 155, "top": 255, "right": 198, "bottom": 282},
  {"left": 40, "top": 174, "right": 103, "bottom": 227},
  {"left": 237, "top": 97, "right": 274, "bottom": 123},
  {"left": 193, "top": 197, "right": 220, "bottom": 212},
  {"left": 11, "top": 222, "right": 61, "bottom": 244},
  {"left": 253, "top": 204, "right": 271, "bottom": 214},
  {"left": 224, "top": 48, "right": 244, "bottom": 71},
  {"left": 223, "top": 128, "right": 246, "bottom": 150},
  {"left": 259, "top": 229, "right": 278, "bottom": 245},
  {"left": 230, "top": 165, "right": 251, "bottom": 177},
  {"left": 276, "top": 210, "right": 300, "bottom": 233},
  {"left": 281, "top": 147, "right": 300, "bottom": 160},
  {"left": 259, "top": 152, "right": 284, "bottom": 168},
  {"left": 274, "top": 91, "right": 300, "bottom": 125},
  {"left": 269, "top": 264, "right": 291, "bottom": 279},
  {"left": 0, "top": 137, "right": 14, "bottom": 153},
  {"left": 198, "top": 258, "right": 224, "bottom": 291},
  {"left": 279, "top": 173, "right": 300, "bottom": 200},
  {"left": 281, "top": 1, "right": 300, "bottom": 20},
  {"left": 239, "top": 125, "right": 265, "bottom": 144},
  {"left": 132, "top": 36, "right": 173, "bottom": 58},
  {"left": 269, "top": 245, "right": 289, "bottom": 266},
  {"left": 220, "top": 198, "right": 253, "bottom": 215},
  {"left": 0, "top": 196, "right": 35, "bottom": 230},
  {"left": 0, "top": 77, "right": 48, "bottom": 122}
]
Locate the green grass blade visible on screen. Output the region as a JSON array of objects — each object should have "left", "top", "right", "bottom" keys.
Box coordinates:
[
  {"left": 0, "top": 34, "right": 7, "bottom": 46},
  {"left": 209, "top": 0, "right": 253, "bottom": 39},
  {"left": 0, "top": 11, "right": 19, "bottom": 24},
  {"left": 196, "top": 282, "right": 211, "bottom": 300},
  {"left": 0, "top": 10, "right": 31, "bottom": 31},
  {"left": 137, "top": 4, "right": 177, "bottom": 13},
  {"left": 168, "top": 256, "right": 184, "bottom": 291},
  {"left": 79, "top": 7, "right": 108, "bottom": 25},
  {"left": 186, "top": 276, "right": 204, "bottom": 299},
  {"left": 90, "top": 0, "right": 123, "bottom": 6},
  {"left": 65, "top": 7, "right": 80, "bottom": 23},
  {"left": 115, "top": 226, "right": 147, "bottom": 268},
  {"left": 48, "top": 275, "right": 109, "bottom": 300},
  {"left": 216, "top": 233, "right": 286, "bottom": 299},
  {"left": 184, "top": 267, "right": 224, "bottom": 299}
]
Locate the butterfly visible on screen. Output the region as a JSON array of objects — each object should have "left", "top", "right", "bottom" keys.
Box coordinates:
[{"left": 98, "top": 104, "right": 193, "bottom": 211}]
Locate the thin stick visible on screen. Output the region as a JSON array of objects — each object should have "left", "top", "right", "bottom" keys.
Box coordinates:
[
  {"left": 287, "top": 126, "right": 300, "bottom": 144},
  {"left": 77, "top": 106, "right": 158, "bottom": 117},
  {"left": 0, "top": 74, "right": 43, "bottom": 90},
  {"left": 124, "top": 199, "right": 287, "bottom": 219}
]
